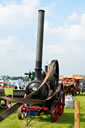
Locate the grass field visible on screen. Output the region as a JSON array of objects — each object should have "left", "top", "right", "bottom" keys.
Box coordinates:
[{"left": 0, "top": 88, "right": 85, "bottom": 128}]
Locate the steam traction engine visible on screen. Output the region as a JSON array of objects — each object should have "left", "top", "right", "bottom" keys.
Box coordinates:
[{"left": 0, "top": 10, "right": 65, "bottom": 122}]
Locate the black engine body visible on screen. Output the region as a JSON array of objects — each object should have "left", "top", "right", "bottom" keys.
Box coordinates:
[{"left": 26, "top": 80, "right": 50, "bottom": 100}]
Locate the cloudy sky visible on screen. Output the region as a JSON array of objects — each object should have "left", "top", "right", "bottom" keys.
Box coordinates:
[{"left": 0, "top": 0, "right": 85, "bottom": 76}]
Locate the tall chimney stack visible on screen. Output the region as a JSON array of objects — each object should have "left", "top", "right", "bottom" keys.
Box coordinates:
[{"left": 35, "top": 10, "right": 45, "bottom": 80}]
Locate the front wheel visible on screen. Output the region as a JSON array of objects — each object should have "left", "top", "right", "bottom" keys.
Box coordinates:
[{"left": 18, "top": 106, "right": 24, "bottom": 120}]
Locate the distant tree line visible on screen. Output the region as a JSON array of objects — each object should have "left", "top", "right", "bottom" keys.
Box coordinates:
[
  {"left": 1, "top": 71, "right": 35, "bottom": 81},
  {"left": 1, "top": 75, "right": 25, "bottom": 81}
]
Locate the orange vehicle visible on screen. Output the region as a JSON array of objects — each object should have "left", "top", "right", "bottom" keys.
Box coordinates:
[{"left": 60, "top": 75, "right": 84, "bottom": 96}]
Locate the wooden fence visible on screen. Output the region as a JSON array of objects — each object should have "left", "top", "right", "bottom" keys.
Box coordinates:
[{"left": 74, "top": 101, "right": 80, "bottom": 128}]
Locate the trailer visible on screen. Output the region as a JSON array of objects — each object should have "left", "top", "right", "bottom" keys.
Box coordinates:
[{"left": 60, "top": 75, "right": 84, "bottom": 96}]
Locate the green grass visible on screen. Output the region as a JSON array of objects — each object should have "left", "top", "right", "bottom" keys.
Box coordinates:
[{"left": 0, "top": 89, "right": 85, "bottom": 128}]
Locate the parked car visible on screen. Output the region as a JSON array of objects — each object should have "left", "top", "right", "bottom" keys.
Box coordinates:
[{"left": 80, "top": 83, "right": 85, "bottom": 93}]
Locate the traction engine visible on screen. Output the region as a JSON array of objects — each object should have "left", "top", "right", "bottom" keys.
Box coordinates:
[
  {"left": 0, "top": 10, "right": 65, "bottom": 123},
  {"left": 17, "top": 10, "right": 65, "bottom": 122}
]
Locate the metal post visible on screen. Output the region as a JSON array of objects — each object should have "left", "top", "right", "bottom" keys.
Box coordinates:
[{"left": 35, "top": 10, "right": 45, "bottom": 80}]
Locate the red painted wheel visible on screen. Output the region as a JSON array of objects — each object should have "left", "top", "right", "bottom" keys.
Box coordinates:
[
  {"left": 18, "top": 105, "right": 28, "bottom": 120},
  {"left": 18, "top": 105, "right": 24, "bottom": 120},
  {"left": 60, "top": 93, "right": 65, "bottom": 115},
  {"left": 51, "top": 102, "right": 60, "bottom": 122}
]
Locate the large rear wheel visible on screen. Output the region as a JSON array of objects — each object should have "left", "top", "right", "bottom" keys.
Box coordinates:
[
  {"left": 51, "top": 102, "right": 60, "bottom": 122},
  {"left": 49, "top": 60, "right": 59, "bottom": 90},
  {"left": 60, "top": 92, "right": 65, "bottom": 115}
]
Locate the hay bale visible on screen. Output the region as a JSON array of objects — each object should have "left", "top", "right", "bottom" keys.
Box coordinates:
[{"left": 65, "top": 95, "right": 74, "bottom": 108}]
